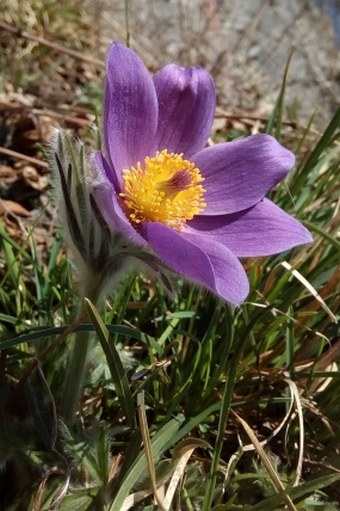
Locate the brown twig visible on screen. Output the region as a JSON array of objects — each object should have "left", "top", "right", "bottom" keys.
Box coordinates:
[
  {"left": 32, "top": 108, "right": 93, "bottom": 127},
  {"left": 0, "top": 19, "right": 104, "bottom": 68},
  {"left": 0, "top": 101, "right": 93, "bottom": 127},
  {"left": 215, "top": 107, "right": 320, "bottom": 134},
  {"left": 215, "top": 107, "right": 297, "bottom": 127},
  {"left": 0, "top": 146, "right": 49, "bottom": 170}
]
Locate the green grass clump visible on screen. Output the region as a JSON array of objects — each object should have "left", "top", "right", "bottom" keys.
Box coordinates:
[{"left": 0, "top": 104, "right": 339, "bottom": 509}]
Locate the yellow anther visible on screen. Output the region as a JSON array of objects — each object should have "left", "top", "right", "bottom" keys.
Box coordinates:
[{"left": 120, "top": 150, "right": 206, "bottom": 230}]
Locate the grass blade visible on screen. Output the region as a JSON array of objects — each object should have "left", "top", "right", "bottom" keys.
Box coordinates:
[
  {"left": 109, "top": 418, "right": 181, "bottom": 511},
  {"left": 84, "top": 297, "right": 137, "bottom": 430}
]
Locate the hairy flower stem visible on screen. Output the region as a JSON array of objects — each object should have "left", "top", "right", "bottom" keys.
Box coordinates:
[{"left": 61, "top": 284, "right": 101, "bottom": 424}]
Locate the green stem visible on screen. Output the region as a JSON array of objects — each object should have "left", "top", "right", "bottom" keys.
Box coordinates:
[
  {"left": 61, "top": 324, "right": 89, "bottom": 423},
  {"left": 61, "top": 285, "right": 100, "bottom": 423}
]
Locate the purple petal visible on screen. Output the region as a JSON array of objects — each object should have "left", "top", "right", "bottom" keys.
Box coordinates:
[
  {"left": 144, "top": 223, "right": 249, "bottom": 304},
  {"left": 98, "top": 188, "right": 147, "bottom": 248},
  {"left": 104, "top": 42, "right": 158, "bottom": 184},
  {"left": 192, "top": 134, "right": 295, "bottom": 215},
  {"left": 92, "top": 155, "right": 147, "bottom": 247},
  {"left": 94, "top": 151, "right": 119, "bottom": 192},
  {"left": 153, "top": 64, "right": 216, "bottom": 158},
  {"left": 188, "top": 198, "right": 313, "bottom": 257}
]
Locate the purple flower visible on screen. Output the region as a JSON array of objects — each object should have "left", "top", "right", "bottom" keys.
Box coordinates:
[{"left": 94, "top": 42, "right": 312, "bottom": 305}]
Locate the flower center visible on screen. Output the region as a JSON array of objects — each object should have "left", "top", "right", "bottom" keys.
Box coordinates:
[{"left": 120, "top": 150, "right": 206, "bottom": 230}]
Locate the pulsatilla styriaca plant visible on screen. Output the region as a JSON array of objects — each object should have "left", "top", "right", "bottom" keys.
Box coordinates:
[{"left": 49, "top": 41, "right": 312, "bottom": 420}]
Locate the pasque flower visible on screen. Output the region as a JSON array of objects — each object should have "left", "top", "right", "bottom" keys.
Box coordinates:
[{"left": 94, "top": 42, "right": 312, "bottom": 304}]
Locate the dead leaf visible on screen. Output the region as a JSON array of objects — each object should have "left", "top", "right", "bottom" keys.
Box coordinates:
[{"left": 0, "top": 199, "right": 31, "bottom": 217}]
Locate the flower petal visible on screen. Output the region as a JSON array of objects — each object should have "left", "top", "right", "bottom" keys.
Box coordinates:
[
  {"left": 94, "top": 151, "right": 119, "bottom": 192},
  {"left": 153, "top": 64, "right": 216, "bottom": 157},
  {"left": 104, "top": 42, "right": 158, "bottom": 183},
  {"left": 93, "top": 155, "right": 147, "bottom": 247},
  {"left": 144, "top": 222, "right": 249, "bottom": 304},
  {"left": 192, "top": 134, "right": 295, "bottom": 215},
  {"left": 188, "top": 198, "right": 312, "bottom": 257}
]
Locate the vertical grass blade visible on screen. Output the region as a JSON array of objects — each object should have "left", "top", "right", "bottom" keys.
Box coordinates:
[{"left": 84, "top": 297, "right": 137, "bottom": 431}]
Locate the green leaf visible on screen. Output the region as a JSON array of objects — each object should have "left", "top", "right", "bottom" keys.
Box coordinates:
[
  {"left": 108, "top": 418, "right": 182, "bottom": 510},
  {"left": 84, "top": 298, "right": 137, "bottom": 431},
  {"left": 246, "top": 474, "right": 340, "bottom": 511}
]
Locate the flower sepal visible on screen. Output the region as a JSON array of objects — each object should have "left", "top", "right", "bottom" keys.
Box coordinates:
[{"left": 49, "top": 130, "right": 136, "bottom": 301}]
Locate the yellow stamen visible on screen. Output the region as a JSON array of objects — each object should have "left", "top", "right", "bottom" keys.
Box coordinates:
[{"left": 120, "top": 150, "right": 206, "bottom": 230}]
